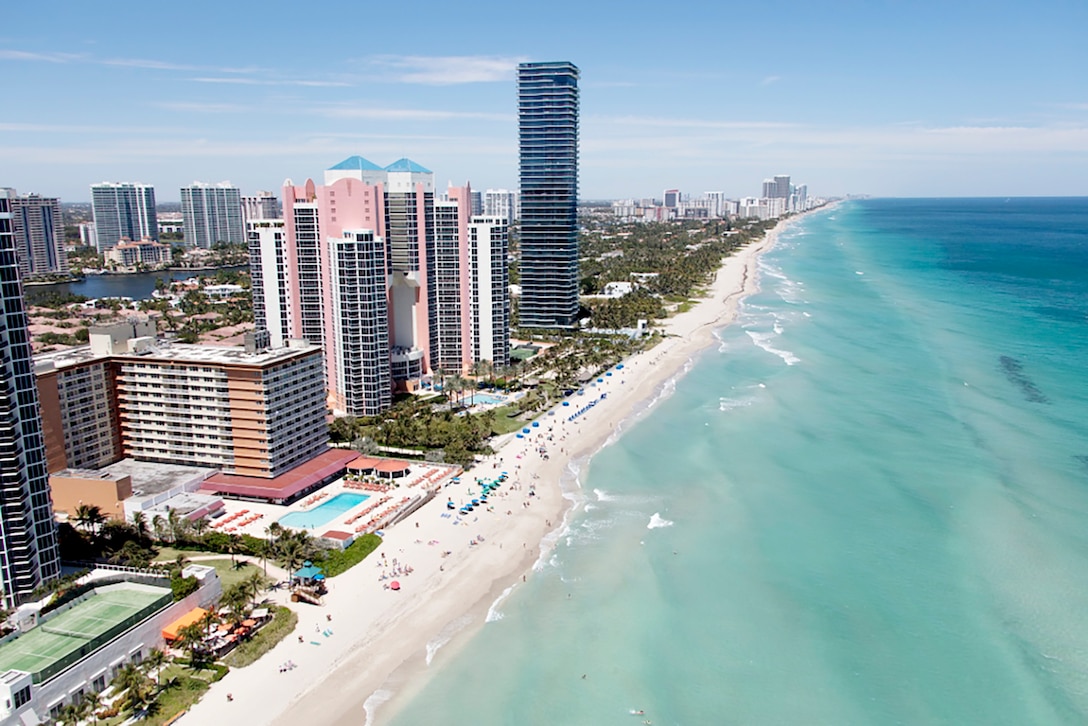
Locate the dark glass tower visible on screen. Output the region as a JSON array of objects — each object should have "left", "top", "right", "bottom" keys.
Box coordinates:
[
  {"left": 0, "top": 192, "right": 61, "bottom": 607},
  {"left": 517, "top": 61, "right": 579, "bottom": 329}
]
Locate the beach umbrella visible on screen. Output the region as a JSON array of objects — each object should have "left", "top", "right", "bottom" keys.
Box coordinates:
[
  {"left": 447, "top": 501, "right": 456, "bottom": 509},
  {"left": 522, "top": 428, "right": 531, "bottom": 433},
  {"left": 390, "top": 581, "right": 401, "bottom": 591},
  {"left": 616, "top": 364, "right": 624, "bottom": 369},
  {"left": 606, "top": 372, "right": 612, "bottom": 377},
  {"left": 472, "top": 499, "right": 480, "bottom": 505},
  {"left": 516, "top": 433, "right": 524, "bottom": 438},
  {"left": 597, "top": 378, "right": 604, "bottom": 383},
  {"left": 562, "top": 401, "right": 570, "bottom": 406},
  {"left": 532, "top": 422, "right": 540, "bottom": 427}
]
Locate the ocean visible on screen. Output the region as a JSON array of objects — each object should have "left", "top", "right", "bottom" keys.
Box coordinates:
[{"left": 386, "top": 198, "right": 1088, "bottom": 725}]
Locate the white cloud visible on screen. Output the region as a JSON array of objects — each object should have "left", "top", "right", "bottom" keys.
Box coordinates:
[
  {"left": 312, "top": 104, "right": 510, "bottom": 122},
  {"left": 365, "top": 55, "right": 526, "bottom": 85},
  {"left": 0, "top": 49, "right": 81, "bottom": 63},
  {"left": 189, "top": 77, "right": 351, "bottom": 88}
]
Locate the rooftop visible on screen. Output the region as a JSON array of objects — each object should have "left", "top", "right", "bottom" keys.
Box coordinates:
[
  {"left": 329, "top": 155, "right": 384, "bottom": 172},
  {"left": 100, "top": 458, "right": 216, "bottom": 498},
  {"left": 384, "top": 158, "right": 431, "bottom": 174},
  {"left": 200, "top": 448, "right": 359, "bottom": 502},
  {"left": 0, "top": 582, "right": 171, "bottom": 683},
  {"left": 35, "top": 338, "right": 320, "bottom": 373}
]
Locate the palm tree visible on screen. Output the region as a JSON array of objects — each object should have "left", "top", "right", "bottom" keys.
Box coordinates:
[
  {"left": 113, "top": 663, "right": 153, "bottom": 714},
  {"left": 82, "top": 691, "right": 103, "bottom": 724},
  {"left": 244, "top": 570, "right": 265, "bottom": 608},
  {"left": 173, "top": 552, "right": 190, "bottom": 577},
  {"left": 131, "top": 511, "right": 149, "bottom": 541},
  {"left": 73, "top": 504, "right": 105, "bottom": 535},
  {"left": 142, "top": 648, "right": 168, "bottom": 689},
  {"left": 151, "top": 514, "right": 166, "bottom": 542},
  {"left": 277, "top": 538, "right": 305, "bottom": 577},
  {"left": 191, "top": 516, "right": 209, "bottom": 539},
  {"left": 221, "top": 584, "right": 250, "bottom": 626},
  {"left": 176, "top": 623, "right": 207, "bottom": 669}
]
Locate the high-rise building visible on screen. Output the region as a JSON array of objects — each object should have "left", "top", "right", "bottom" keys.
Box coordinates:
[
  {"left": 483, "top": 189, "right": 518, "bottom": 221},
  {"left": 90, "top": 182, "right": 158, "bottom": 252},
  {"left": 1, "top": 189, "right": 67, "bottom": 279},
  {"left": 517, "top": 61, "right": 580, "bottom": 330},
  {"left": 180, "top": 182, "right": 245, "bottom": 249},
  {"left": 663, "top": 189, "right": 680, "bottom": 208},
  {"left": 773, "top": 175, "right": 791, "bottom": 199},
  {"left": 78, "top": 222, "right": 97, "bottom": 250},
  {"left": 35, "top": 322, "right": 329, "bottom": 478},
  {"left": 0, "top": 194, "right": 61, "bottom": 606},
  {"left": 247, "top": 219, "right": 290, "bottom": 349},
  {"left": 328, "top": 230, "right": 391, "bottom": 416},
  {"left": 242, "top": 191, "right": 281, "bottom": 221},
  {"left": 260, "top": 156, "right": 510, "bottom": 416},
  {"left": 468, "top": 216, "right": 511, "bottom": 368}
]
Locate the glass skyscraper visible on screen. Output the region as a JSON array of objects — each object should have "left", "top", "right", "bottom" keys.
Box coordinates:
[
  {"left": 517, "top": 61, "right": 580, "bottom": 329},
  {"left": 0, "top": 194, "right": 61, "bottom": 606}
]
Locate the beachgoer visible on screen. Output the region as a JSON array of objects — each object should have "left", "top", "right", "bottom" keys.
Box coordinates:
[{"left": 227, "top": 693, "right": 234, "bottom": 702}]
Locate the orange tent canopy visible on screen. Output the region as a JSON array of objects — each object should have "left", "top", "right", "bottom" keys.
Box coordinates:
[{"left": 162, "top": 607, "right": 210, "bottom": 642}]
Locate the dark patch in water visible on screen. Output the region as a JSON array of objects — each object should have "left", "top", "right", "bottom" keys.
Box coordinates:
[
  {"left": 999, "top": 356, "right": 1049, "bottom": 404},
  {"left": 1075, "top": 455, "right": 1088, "bottom": 473}
]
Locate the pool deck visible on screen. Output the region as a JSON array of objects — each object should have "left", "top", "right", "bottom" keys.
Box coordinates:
[{"left": 205, "top": 462, "right": 463, "bottom": 538}]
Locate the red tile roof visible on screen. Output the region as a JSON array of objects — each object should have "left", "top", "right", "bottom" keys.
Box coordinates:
[{"left": 200, "top": 448, "right": 359, "bottom": 501}]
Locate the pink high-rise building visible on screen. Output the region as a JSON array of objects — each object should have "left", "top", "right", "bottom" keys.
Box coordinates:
[{"left": 252, "top": 156, "right": 508, "bottom": 417}]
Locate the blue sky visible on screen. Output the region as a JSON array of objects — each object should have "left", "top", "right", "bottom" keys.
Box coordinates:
[{"left": 2, "top": 0, "right": 1086, "bottom": 202}]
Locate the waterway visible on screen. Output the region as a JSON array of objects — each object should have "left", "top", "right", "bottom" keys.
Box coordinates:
[{"left": 25, "top": 265, "right": 247, "bottom": 303}]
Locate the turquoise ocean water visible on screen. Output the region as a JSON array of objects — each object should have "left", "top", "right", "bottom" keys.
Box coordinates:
[{"left": 387, "top": 198, "right": 1088, "bottom": 725}]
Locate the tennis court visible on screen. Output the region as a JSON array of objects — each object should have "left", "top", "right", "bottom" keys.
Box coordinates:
[{"left": 0, "top": 582, "right": 171, "bottom": 682}]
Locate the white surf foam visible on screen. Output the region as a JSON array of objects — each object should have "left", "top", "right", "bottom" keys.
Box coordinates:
[
  {"left": 647, "top": 513, "right": 674, "bottom": 529},
  {"left": 425, "top": 613, "right": 474, "bottom": 665},
  {"left": 594, "top": 488, "right": 616, "bottom": 502},
  {"left": 362, "top": 689, "right": 393, "bottom": 726},
  {"left": 745, "top": 330, "right": 800, "bottom": 365},
  {"left": 485, "top": 582, "right": 518, "bottom": 623},
  {"left": 719, "top": 396, "right": 753, "bottom": 412}
]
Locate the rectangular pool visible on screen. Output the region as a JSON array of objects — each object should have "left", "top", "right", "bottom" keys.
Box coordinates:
[
  {"left": 278, "top": 492, "right": 369, "bottom": 531},
  {"left": 470, "top": 393, "right": 506, "bottom": 406}
]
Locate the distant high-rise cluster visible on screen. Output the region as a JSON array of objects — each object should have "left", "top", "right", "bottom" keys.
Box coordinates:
[
  {"left": 517, "top": 61, "right": 580, "bottom": 330},
  {"left": 612, "top": 176, "right": 818, "bottom": 223},
  {"left": 250, "top": 155, "right": 511, "bottom": 417},
  {"left": 180, "top": 182, "right": 245, "bottom": 248},
  {"left": 90, "top": 182, "right": 158, "bottom": 252},
  {"left": 0, "top": 188, "right": 67, "bottom": 279}
]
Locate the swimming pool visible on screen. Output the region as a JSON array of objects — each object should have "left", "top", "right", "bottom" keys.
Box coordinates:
[
  {"left": 278, "top": 492, "right": 369, "bottom": 530},
  {"left": 470, "top": 393, "right": 506, "bottom": 406}
]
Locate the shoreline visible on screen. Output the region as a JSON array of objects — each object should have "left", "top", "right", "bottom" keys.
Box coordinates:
[{"left": 177, "top": 210, "right": 818, "bottom": 726}]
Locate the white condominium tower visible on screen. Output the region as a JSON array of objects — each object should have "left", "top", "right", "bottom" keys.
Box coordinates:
[
  {"left": 90, "top": 182, "right": 158, "bottom": 252},
  {"left": 180, "top": 182, "right": 245, "bottom": 249}
]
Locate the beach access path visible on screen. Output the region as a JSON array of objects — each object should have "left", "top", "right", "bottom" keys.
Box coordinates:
[{"left": 178, "top": 213, "right": 807, "bottom": 726}]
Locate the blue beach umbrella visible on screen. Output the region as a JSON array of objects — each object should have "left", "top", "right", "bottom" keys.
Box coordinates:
[
  {"left": 562, "top": 401, "right": 570, "bottom": 406},
  {"left": 522, "top": 428, "right": 531, "bottom": 434},
  {"left": 532, "top": 421, "right": 540, "bottom": 427},
  {"left": 616, "top": 364, "right": 624, "bottom": 369},
  {"left": 606, "top": 372, "right": 612, "bottom": 377},
  {"left": 516, "top": 433, "right": 524, "bottom": 439}
]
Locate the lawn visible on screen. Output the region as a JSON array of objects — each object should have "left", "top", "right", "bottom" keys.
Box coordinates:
[
  {"left": 490, "top": 405, "right": 526, "bottom": 435},
  {"left": 222, "top": 606, "right": 298, "bottom": 668},
  {"left": 153, "top": 549, "right": 269, "bottom": 590}
]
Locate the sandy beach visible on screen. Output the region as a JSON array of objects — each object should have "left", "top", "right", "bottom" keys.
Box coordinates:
[{"left": 178, "top": 214, "right": 803, "bottom": 726}]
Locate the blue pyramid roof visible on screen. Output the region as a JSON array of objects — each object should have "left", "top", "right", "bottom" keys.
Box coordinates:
[
  {"left": 384, "top": 158, "right": 431, "bottom": 173},
  {"left": 329, "top": 155, "right": 384, "bottom": 171}
]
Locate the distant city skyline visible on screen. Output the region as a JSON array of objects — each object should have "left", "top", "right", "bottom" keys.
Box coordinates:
[{"left": 2, "top": 1, "right": 1086, "bottom": 201}]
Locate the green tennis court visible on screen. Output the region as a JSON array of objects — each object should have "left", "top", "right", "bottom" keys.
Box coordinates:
[{"left": 0, "top": 582, "right": 171, "bottom": 682}]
